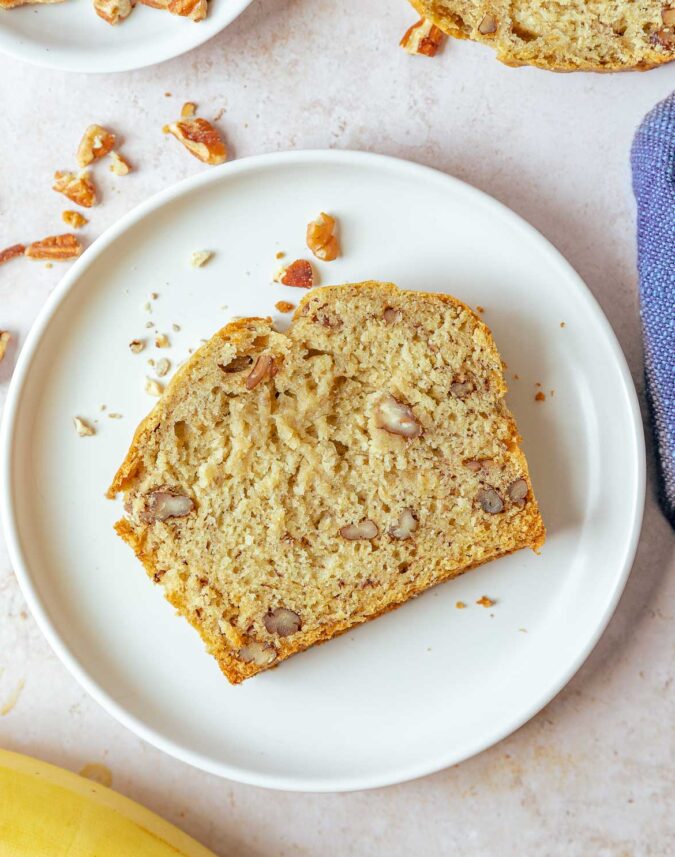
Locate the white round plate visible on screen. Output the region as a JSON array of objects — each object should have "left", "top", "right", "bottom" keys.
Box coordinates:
[
  {"left": 1, "top": 150, "right": 645, "bottom": 792},
  {"left": 0, "top": 0, "right": 251, "bottom": 73}
]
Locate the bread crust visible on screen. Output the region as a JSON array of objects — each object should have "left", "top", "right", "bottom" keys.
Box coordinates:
[
  {"left": 409, "top": 0, "right": 674, "bottom": 72},
  {"left": 109, "top": 281, "right": 545, "bottom": 684}
]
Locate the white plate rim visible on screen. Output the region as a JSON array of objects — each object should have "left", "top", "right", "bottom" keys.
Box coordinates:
[
  {"left": 0, "top": 149, "right": 646, "bottom": 792},
  {"left": 0, "top": 0, "right": 252, "bottom": 74}
]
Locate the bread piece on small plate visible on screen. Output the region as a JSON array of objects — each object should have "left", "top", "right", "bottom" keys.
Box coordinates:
[
  {"left": 408, "top": 0, "right": 675, "bottom": 71},
  {"left": 108, "top": 282, "right": 545, "bottom": 683}
]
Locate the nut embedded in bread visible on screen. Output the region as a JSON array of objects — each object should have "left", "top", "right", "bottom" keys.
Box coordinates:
[
  {"left": 408, "top": 0, "right": 675, "bottom": 70},
  {"left": 108, "top": 281, "right": 545, "bottom": 684}
]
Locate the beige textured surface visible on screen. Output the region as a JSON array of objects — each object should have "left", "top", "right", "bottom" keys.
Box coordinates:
[{"left": 0, "top": 0, "right": 674, "bottom": 853}]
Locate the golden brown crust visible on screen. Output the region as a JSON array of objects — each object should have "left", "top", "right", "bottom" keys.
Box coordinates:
[{"left": 110, "top": 281, "right": 545, "bottom": 684}]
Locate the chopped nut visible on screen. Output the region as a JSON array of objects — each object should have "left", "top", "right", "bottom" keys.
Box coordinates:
[
  {"left": 73, "top": 416, "right": 95, "bottom": 437},
  {"left": 456, "top": 601, "right": 467, "bottom": 609},
  {"left": 155, "top": 357, "right": 171, "bottom": 377},
  {"left": 478, "top": 14, "right": 498, "bottom": 34},
  {"left": 507, "top": 478, "right": 528, "bottom": 507},
  {"left": 653, "top": 26, "right": 675, "bottom": 47},
  {"left": 164, "top": 118, "right": 227, "bottom": 165},
  {"left": 129, "top": 339, "right": 145, "bottom": 353},
  {"left": 0, "top": 331, "right": 11, "bottom": 362},
  {"left": 663, "top": 7, "right": 675, "bottom": 26},
  {"left": 400, "top": 17, "right": 445, "bottom": 56},
  {"left": 143, "top": 489, "right": 194, "bottom": 522},
  {"left": 477, "top": 488, "right": 504, "bottom": 514},
  {"left": 383, "top": 307, "right": 401, "bottom": 324},
  {"left": 535, "top": 391, "right": 546, "bottom": 402},
  {"left": 389, "top": 508, "right": 418, "bottom": 540},
  {"left": 275, "top": 300, "right": 295, "bottom": 313},
  {"left": 463, "top": 459, "right": 482, "bottom": 473},
  {"left": 190, "top": 250, "right": 213, "bottom": 267},
  {"left": 246, "top": 354, "right": 276, "bottom": 390},
  {"left": 76, "top": 124, "right": 116, "bottom": 166},
  {"left": 280, "top": 259, "right": 314, "bottom": 289},
  {"left": 339, "top": 519, "right": 379, "bottom": 540},
  {"left": 145, "top": 377, "right": 164, "bottom": 396},
  {"left": 181, "top": 101, "right": 197, "bottom": 119},
  {"left": 219, "top": 355, "right": 253, "bottom": 373},
  {"left": 62, "top": 210, "right": 88, "bottom": 229},
  {"left": 155, "top": 333, "right": 170, "bottom": 348},
  {"left": 238, "top": 641, "right": 277, "bottom": 666},
  {"left": 0, "top": 244, "right": 25, "bottom": 265},
  {"left": 306, "top": 212, "right": 340, "bottom": 261},
  {"left": 476, "top": 595, "right": 495, "bottom": 608},
  {"left": 53, "top": 171, "right": 97, "bottom": 208},
  {"left": 109, "top": 151, "right": 131, "bottom": 176},
  {"left": 450, "top": 380, "right": 472, "bottom": 398},
  {"left": 25, "top": 234, "right": 82, "bottom": 261},
  {"left": 375, "top": 395, "right": 422, "bottom": 438},
  {"left": 275, "top": 250, "right": 285, "bottom": 259},
  {"left": 263, "top": 607, "right": 302, "bottom": 637}
]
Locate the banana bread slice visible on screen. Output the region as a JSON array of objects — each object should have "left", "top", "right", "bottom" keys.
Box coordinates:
[
  {"left": 108, "top": 281, "right": 545, "bottom": 683},
  {"left": 409, "top": 0, "right": 675, "bottom": 71}
]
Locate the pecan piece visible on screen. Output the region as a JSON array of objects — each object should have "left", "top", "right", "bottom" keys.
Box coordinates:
[
  {"left": 263, "top": 608, "right": 301, "bottom": 637},
  {"left": 340, "top": 520, "right": 379, "bottom": 540},
  {"left": 238, "top": 641, "right": 277, "bottom": 666},
  {"left": 62, "top": 211, "right": 88, "bottom": 229},
  {"left": 25, "top": 234, "right": 82, "bottom": 261},
  {"left": 507, "top": 478, "right": 528, "bottom": 507},
  {"left": 306, "top": 212, "right": 340, "bottom": 261},
  {"left": 400, "top": 18, "right": 445, "bottom": 56},
  {"left": 109, "top": 151, "right": 132, "bottom": 176},
  {"left": 53, "top": 171, "right": 97, "bottom": 208},
  {"left": 76, "top": 125, "right": 116, "bottom": 167},
  {"left": 375, "top": 395, "right": 422, "bottom": 438},
  {"left": 142, "top": 489, "right": 194, "bottom": 522},
  {"left": 280, "top": 259, "right": 314, "bottom": 289},
  {"left": 389, "top": 508, "right": 418, "bottom": 540},
  {"left": 478, "top": 14, "right": 498, "bottom": 34},
  {"left": 164, "top": 118, "right": 227, "bottom": 164},
  {"left": 477, "top": 488, "right": 504, "bottom": 514},
  {"left": 0, "top": 244, "right": 25, "bottom": 265},
  {"left": 246, "top": 354, "right": 276, "bottom": 390}
]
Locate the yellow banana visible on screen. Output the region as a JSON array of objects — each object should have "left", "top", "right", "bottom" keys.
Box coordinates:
[{"left": 0, "top": 747, "right": 216, "bottom": 857}]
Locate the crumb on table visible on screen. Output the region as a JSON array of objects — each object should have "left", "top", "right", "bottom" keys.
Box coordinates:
[
  {"left": 535, "top": 391, "right": 546, "bottom": 402},
  {"left": 275, "top": 300, "right": 295, "bottom": 313},
  {"left": 476, "top": 595, "right": 495, "bottom": 608}
]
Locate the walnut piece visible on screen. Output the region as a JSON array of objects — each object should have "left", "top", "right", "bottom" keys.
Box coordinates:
[
  {"left": 280, "top": 259, "right": 314, "bottom": 289},
  {"left": 275, "top": 300, "right": 295, "bottom": 313},
  {"left": 77, "top": 125, "right": 116, "bottom": 167},
  {"left": 663, "top": 7, "right": 675, "bottom": 26},
  {"left": 383, "top": 307, "right": 401, "bottom": 324},
  {"left": 164, "top": 118, "right": 227, "bottom": 164},
  {"left": 25, "top": 234, "right": 82, "bottom": 261},
  {"left": 145, "top": 377, "right": 164, "bottom": 396},
  {"left": 143, "top": 489, "right": 194, "bottom": 521},
  {"left": 375, "top": 395, "right": 422, "bottom": 438},
  {"left": 246, "top": 354, "right": 276, "bottom": 390},
  {"left": 220, "top": 355, "right": 253, "bottom": 373},
  {"left": 53, "top": 171, "right": 97, "bottom": 208},
  {"left": 389, "top": 508, "right": 418, "bottom": 540},
  {"left": 0, "top": 331, "right": 11, "bottom": 363},
  {"left": 238, "top": 641, "right": 277, "bottom": 666},
  {"left": 400, "top": 18, "right": 445, "bottom": 56},
  {"left": 62, "top": 211, "right": 88, "bottom": 229},
  {"left": 306, "top": 212, "right": 340, "bottom": 261},
  {"left": 190, "top": 250, "right": 213, "bottom": 267},
  {"left": 109, "top": 151, "right": 132, "bottom": 176},
  {"left": 450, "top": 379, "right": 473, "bottom": 398},
  {"left": 340, "top": 520, "right": 379, "bottom": 540},
  {"left": 507, "top": 478, "right": 528, "bottom": 507},
  {"left": 263, "top": 607, "right": 301, "bottom": 637},
  {"left": 478, "top": 14, "right": 498, "bottom": 34},
  {"left": 0, "top": 244, "right": 25, "bottom": 265},
  {"left": 477, "top": 488, "right": 504, "bottom": 514},
  {"left": 73, "top": 416, "right": 95, "bottom": 437}
]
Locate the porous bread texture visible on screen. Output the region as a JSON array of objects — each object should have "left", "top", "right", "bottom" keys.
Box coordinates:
[
  {"left": 409, "top": 0, "right": 675, "bottom": 70},
  {"left": 109, "top": 282, "right": 545, "bottom": 684}
]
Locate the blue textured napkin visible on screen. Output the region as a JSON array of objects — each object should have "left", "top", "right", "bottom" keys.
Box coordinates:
[{"left": 631, "top": 93, "right": 675, "bottom": 528}]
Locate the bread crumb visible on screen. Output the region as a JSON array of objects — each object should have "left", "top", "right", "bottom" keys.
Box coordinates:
[
  {"left": 164, "top": 91, "right": 172, "bottom": 97},
  {"left": 190, "top": 250, "right": 213, "bottom": 268},
  {"left": 79, "top": 763, "right": 112, "bottom": 787},
  {"left": 181, "top": 101, "right": 197, "bottom": 119},
  {"left": 108, "top": 412, "right": 123, "bottom": 419},
  {"left": 129, "top": 339, "right": 145, "bottom": 354},
  {"left": 535, "top": 391, "right": 546, "bottom": 402},
  {"left": 149, "top": 292, "right": 158, "bottom": 301},
  {"left": 512, "top": 373, "right": 520, "bottom": 380},
  {"left": 0, "top": 331, "right": 11, "bottom": 363},
  {"left": 275, "top": 251, "right": 285, "bottom": 259},
  {"left": 142, "top": 301, "right": 152, "bottom": 313},
  {"left": 519, "top": 628, "right": 528, "bottom": 633},
  {"left": 172, "top": 323, "right": 181, "bottom": 332},
  {"left": 109, "top": 151, "right": 131, "bottom": 177},
  {"left": 275, "top": 301, "right": 295, "bottom": 313},
  {"left": 145, "top": 378, "right": 164, "bottom": 397},
  {"left": 560, "top": 322, "right": 566, "bottom": 328},
  {"left": 535, "top": 382, "right": 542, "bottom": 387},
  {"left": 44, "top": 263, "right": 53, "bottom": 269},
  {"left": 145, "top": 321, "right": 154, "bottom": 329},
  {"left": 155, "top": 333, "right": 170, "bottom": 348},
  {"left": 155, "top": 357, "right": 171, "bottom": 377},
  {"left": 476, "top": 595, "right": 495, "bottom": 608},
  {"left": 73, "top": 416, "right": 95, "bottom": 437},
  {"left": 455, "top": 600, "right": 467, "bottom": 609},
  {"left": 99, "top": 404, "right": 106, "bottom": 412},
  {"left": 476, "top": 305, "right": 485, "bottom": 314}
]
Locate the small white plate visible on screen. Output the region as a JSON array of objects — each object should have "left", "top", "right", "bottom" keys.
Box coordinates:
[
  {"left": 0, "top": 0, "right": 251, "bottom": 73},
  {"left": 0, "top": 150, "right": 645, "bottom": 792}
]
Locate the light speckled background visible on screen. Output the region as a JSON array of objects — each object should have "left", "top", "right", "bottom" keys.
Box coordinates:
[{"left": 1, "top": 1, "right": 674, "bottom": 854}]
